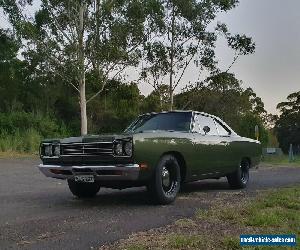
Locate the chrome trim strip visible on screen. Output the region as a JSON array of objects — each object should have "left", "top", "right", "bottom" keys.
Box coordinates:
[
  {"left": 60, "top": 142, "right": 113, "bottom": 145},
  {"left": 38, "top": 163, "right": 139, "bottom": 169},
  {"left": 37, "top": 163, "right": 140, "bottom": 181}
]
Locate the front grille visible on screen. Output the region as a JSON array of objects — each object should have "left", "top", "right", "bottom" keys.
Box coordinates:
[{"left": 61, "top": 142, "right": 114, "bottom": 156}]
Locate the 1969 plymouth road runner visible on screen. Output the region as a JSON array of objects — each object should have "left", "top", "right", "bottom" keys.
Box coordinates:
[{"left": 38, "top": 111, "right": 261, "bottom": 204}]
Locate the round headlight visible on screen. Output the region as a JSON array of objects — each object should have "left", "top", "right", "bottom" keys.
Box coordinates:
[
  {"left": 124, "top": 141, "right": 132, "bottom": 156},
  {"left": 44, "top": 145, "right": 52, "bottom": 156},
  {"left": 53, "top": 145, "right": 60, "bottom": 156},
  {"left": 114, "top": 142, "right": 123, "bottom": 156}
]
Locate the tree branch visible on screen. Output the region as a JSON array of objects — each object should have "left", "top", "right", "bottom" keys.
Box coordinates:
[
  {"left": 225, "top": 53, "right": 240, "bottom": 73},
  {"left": 173, "top": 40, "right": 201, "bottom": 91},
  {"left": 86, "top": 64, "right": 128, "bottom": 104},
  {"left": 45, "top": 4, "right": 74, "bottom": 45},
  {"left": 39, "top": 41, "right": 80, "bottom": 93},
  {"left": 173, "top": 54, "right": 194, "bottom": 91}
]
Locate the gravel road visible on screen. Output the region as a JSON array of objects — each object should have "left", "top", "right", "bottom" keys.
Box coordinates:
[{"left": 0, "top": 159, "right": 299, "bottom": 250}]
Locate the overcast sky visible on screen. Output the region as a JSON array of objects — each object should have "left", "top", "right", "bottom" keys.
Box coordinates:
[
  {"left": 213, "top": 0, "right": 300, "bottom": 114},
  {"left": 1, "top": 0, "right": 299, "bottom": 114}
]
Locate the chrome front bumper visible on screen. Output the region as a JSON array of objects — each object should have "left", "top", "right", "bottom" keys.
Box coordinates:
[{"left": 38, "top": 164, "right": 140, "bottom": 181}]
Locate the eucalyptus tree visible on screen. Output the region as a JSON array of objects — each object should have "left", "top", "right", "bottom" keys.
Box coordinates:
[
  {"left": 275, "top": 91, "right": 300, "bottom": 153},
  {"left": 174, "top": 72, "right": 269, "bottom": 144},
  {"left": 0, "top": 28, "right": 24, "bottom": 112},
  {"left": 141, "top": 0, "right": 255, "bottom": 110},
  {"left": 1, "top": 0, "right": 159, "bottom": 135}
]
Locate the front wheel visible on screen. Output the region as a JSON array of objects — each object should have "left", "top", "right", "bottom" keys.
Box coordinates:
[
  {"left": 147, "top": 155, "right": 181, "bottom": 205},
  {"left": 227, "top": 159, "right": 250, "bottom": 189},
  {"left": 67, "top": 179, "right": 101, "bottom": 198}
]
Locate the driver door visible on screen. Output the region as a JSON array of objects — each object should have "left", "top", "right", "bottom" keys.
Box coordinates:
[{"left": 192, "top": 114, "right": 228, "bottom": 177}]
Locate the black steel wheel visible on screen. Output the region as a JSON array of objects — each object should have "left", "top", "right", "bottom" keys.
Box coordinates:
[
  {"left": 147, "top": 155, "right": 181, "bottom": 205},
  {"left": 227, "top": 159, "right": 250, "bottom": 189}
]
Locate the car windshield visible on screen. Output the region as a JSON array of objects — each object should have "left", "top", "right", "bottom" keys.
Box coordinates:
[{"left": 125, "top": 112, "right": 192, "bottom": 133}]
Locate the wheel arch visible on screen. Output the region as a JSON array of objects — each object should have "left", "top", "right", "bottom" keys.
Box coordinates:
[
  {"left": 241, "top": 156, "right": 252, "bottom": 168},
  {"left": 161, "top": 151, "right": 187, "bottom": 183}
]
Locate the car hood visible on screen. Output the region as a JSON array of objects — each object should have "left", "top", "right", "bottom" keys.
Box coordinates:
[
  {"left": 43, "top": 130, "right": 189, "bottom": 144},
  {"left": 43, "top": 133, "right": 133, "bottom": 144}
]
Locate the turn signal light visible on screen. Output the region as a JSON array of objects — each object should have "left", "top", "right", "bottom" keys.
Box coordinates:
[{"left": 139, "top": 163, "right": 148, "bottom": 170}]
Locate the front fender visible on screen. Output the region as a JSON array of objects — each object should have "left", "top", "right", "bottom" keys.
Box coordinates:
[{"left": 133, "top": 132, "right": 194, "bottom": 181}]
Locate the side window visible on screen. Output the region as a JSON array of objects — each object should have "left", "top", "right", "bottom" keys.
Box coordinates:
[
  {"left": 194, "top": 114, "right": 218, "bottom": 135},
  {"left": 193, "top": 115, "right": 201, "bottom": 133},
  {"left": 215, "top": 119, "right": 231, "bottom": 136}
]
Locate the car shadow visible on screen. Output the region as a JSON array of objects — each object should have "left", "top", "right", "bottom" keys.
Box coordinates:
[
  {"left": 181, "top": 178, "right": 232, "bottom": 193},
  {"left": 69, "top": 187, "right": 154, "bottom": 207},
  {"left": 66, "top": 179, "right": 233, "bottom": 208}
]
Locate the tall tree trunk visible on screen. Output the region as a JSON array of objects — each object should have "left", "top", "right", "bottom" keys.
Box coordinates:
[
  {"left": 80, "top": 76, "right": 87, "bottom": 135},
  {"left": 159, "top": 89, "right": 163, "bottom": 111},
  {"left": 95, "top": 0, "right": 100, "bottom": 72},
  {"left": 169, "top": 7, "right": 175, "bottom": 111},
  {"left": 79, "top": 1, "right": 87, "bottom": 135}
]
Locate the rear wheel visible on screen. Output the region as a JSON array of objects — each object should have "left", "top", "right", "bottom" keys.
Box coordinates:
[
  {"left": 147, "top": 155, "right": 181, "bottom": 205},
  {"left": 227, "top": 159, "right": 250, "bottom": 189},
  {"left": 67, "top": 179, "right": 101, "bottom": 198}
]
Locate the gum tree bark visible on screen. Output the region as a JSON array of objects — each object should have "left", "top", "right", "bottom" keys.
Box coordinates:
[{"left": 78, "top": 1, "right": 87, "bottom": 135}]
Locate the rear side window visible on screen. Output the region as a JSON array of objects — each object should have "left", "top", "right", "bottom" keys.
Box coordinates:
[
  {"left": 194, "top": 114, "right": 218, "bottom": 135},
  {"left": 215, "top": 119, "right": 231, "bottom": 136}
]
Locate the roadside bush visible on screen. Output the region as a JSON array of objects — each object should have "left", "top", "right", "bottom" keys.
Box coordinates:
[
  {"left": 0, "top": 112, "right": 72, "bottom": 153},
  {"left": 0, "top": 112, "right": 70, "bottom": 137},
  {"left": 0, "top": 129, "right": 42, "bottom": 152}
]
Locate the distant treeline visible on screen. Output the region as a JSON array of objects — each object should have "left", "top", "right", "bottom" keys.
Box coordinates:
[
  {"left": 0, "top": 66, "right": 270, "bottom": 152},
  {"left": 0, "top": 25, "right": 298, "bottom": 153}
]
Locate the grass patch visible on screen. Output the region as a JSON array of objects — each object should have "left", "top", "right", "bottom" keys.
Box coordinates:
[
  {"left": 0, "top": 151, "right": 38, "bottom": 159},
  {"left": 124, "top": 244, "right": 147, "bottom": 250},
  {"left": 245, "top": 187, "right": 300, "bottom": 233},
  {"left": 0, "top": 129, "right": 42, "bottom": 154},
  {"left": 262, "top": 154, "right": 300, "bottom": 167},
  {"left": 0, "top": 112, "right": 72, "bottom": 154},
  {"left": 174, "top": 218, "right": 197, "bottom": 228},
  {"left": 222, "top": 236, "right": 241, "bottom": 250},
  {"left": 197, "top": 187, "right": 300, "bottom": 232},
  {"left": 102, "top": 186, "right": 300, "bottom": 250},
  {"left": 167, "top": 234, "right": 205, "bottom": 249}
]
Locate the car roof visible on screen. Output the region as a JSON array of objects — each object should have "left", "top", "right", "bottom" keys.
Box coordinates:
[
  {"left": 139, "top": 110, "right": 237, "bottom": 135},
  {"left": 141, "top": 110, "right": 217, "bottom": 119}
]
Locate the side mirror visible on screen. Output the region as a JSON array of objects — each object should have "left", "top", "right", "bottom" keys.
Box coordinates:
[{"left": 203, "top": 126, "right": 210, "bottom": 135}]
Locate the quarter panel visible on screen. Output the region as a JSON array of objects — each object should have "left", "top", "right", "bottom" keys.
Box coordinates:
[{"left": 227, "top": 136, "right": 262, "bottom": 173}]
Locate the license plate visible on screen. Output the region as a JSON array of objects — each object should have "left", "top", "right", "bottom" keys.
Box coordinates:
[{"left": 74, "top": 175, "right": 94, "bottom": 183}]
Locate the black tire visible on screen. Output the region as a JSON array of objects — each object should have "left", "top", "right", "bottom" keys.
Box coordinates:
[
  {"left": 227, "top": 159, "right": 250, "bottom": 189},
  {"left": 67, "top": 179, "right": 101, "bottom": 198},
  {"left": 147, "top": 155, "right": 181, "bottom": 205}
]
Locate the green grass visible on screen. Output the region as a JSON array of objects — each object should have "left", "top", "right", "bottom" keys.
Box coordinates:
[
  {"left": 262, "top": 154, "right": 300, "bottom": 166},
  {"left": 124, "top": 244, "right": 147, "bottom": 250},
  {"left": 0, "top": 112, "right": 72, "bottom": 155},
  {"left": 222, "top": 236, "right": 241, "bottom": 250},
  {"left": 0, "top": 129, "right": 42, "bottom": 154},
  {"left": 245, "top": 187, "right": 300, "bottom": 232},
  {"left": 198, "top": 186, "right": 300, "bottom": 231},
  {"left": 0, "top": 151, "right": 38, "bottom": 159},
  {"left": 167, "top": 234, "right": 205, "bottom": 249},
  {"left": 104, "top": 186, "right": 300, "bottom": 250}
]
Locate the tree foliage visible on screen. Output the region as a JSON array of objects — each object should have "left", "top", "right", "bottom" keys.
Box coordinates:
[
  {"left": 275, "top": 91, "right": 300, "bottom": 153},
  {"left": 0, "top": 1, "right": 271, "bottom": 152},
  {"left": 175, "top": 72, "right": 268, "bottom": 145},
  {"left": 140, "top": 0, "right": 255, "bottom": 110},
  {"left": 1, "top": 0, "right": 161, "bottom": 134}
]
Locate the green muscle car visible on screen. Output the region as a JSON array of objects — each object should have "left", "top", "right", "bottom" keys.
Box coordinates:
[{"left": 38, "top": 111, "right": 261, "bottom": 204}]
